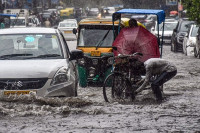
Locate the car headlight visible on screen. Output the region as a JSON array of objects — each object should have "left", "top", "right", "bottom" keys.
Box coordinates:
[
  {"left": 51, "top": 67, "right": 70, "bottom": 85},
  {"left": 177, "top": 36, "right": 184, "bottom": 43},
  {"left": 88, "top": 67, "right": 95, "bottom": 77},
  {"left": 107, "top": 57, "right": 114, "bottom": 65},
  {"left": 92, "top": 59, "right": 98, "bottom": 65},
  {"left": 188, "top": 40, "right": 195, "bottom": 47},
  {"left": 78, "top": 58, "right": 85, "bottom": 65}
]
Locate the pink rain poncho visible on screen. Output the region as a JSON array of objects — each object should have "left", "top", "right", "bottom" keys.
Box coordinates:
[{"left": 112, "top": 26, "right": 160, "bottom": 62}]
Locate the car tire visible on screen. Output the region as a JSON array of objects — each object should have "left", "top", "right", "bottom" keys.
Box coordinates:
[
  {"left": 198, "top": 50, "right": 200, "bottom": 59},
  {"left": 194, "top": 47, "right": 198, "bottom": 58},
  {"left": 185, "top": 48, "right": 187, "bottom": 56},
  {"left": 171, "top": 42, "right": 174, "bottom": 52},
  {"left": 174, "top": 42, "right": 177, "bottom": 52}
]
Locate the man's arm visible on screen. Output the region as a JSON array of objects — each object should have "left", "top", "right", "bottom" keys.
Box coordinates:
[{"left": 135, "top": 67, "right": 151, "bottom": 94}]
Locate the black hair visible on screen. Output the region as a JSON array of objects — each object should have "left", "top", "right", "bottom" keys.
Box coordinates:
[{"left": 129, "top": 18, "right": 138, "bottom": 27}]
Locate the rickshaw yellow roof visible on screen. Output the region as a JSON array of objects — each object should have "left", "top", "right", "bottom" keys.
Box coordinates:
[
  {"left": 121, "top": 18, "right": 146, "bottom": 28},
  {"left": 79, "top": 18, "right": 118, "bottom": 25}
]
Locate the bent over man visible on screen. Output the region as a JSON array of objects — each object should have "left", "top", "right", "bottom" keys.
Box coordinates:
[{"left": 135, "top": 58, "right": 177, "bottom": 102}]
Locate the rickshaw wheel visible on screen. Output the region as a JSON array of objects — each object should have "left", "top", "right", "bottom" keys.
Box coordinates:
[{"left": 103, "top": 73, "right": 133, "bottom": 103}]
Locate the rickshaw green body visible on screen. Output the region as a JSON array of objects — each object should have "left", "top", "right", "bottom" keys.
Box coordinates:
[{"left": 77, "top": 52, "right": 113, "bottom": 87}]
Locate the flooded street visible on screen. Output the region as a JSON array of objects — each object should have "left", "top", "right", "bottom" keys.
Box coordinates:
[{"left": 1, "top": 42, "right": 200, "bottom": 133}]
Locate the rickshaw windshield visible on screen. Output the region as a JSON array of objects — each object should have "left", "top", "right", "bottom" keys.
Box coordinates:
[{"left": 78, "top": 25, "right": 117, "bottom": 47}]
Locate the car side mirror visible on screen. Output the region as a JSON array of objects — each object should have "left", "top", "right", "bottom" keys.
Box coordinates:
[
  {"left": 173, "top": 29, "right": 177, "bottom": 32},
  {"left": 70, "top": 49, "right": 83, "bottom": 60},
  {"left": 184, "top": 33, "right": 188, "bottom": 37},
  {"left": 73, "top": 28, "right": 77, "bottom": 34},
  {"left": 151, "top": 27, "right": 155, "bottom": 32}
]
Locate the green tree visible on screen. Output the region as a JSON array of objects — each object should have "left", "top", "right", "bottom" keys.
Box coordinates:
[{"left": 182, "top": 0, "right": 200, "bottom": 24}]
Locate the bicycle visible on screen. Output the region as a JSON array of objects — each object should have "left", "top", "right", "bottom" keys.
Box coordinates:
[{"left": 103, "top": 52, "right": 145, "bottom": 103}]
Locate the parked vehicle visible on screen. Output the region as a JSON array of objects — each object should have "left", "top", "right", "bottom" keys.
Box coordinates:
[
  {"left": 151, "top": 19, "right": 178, "bottom": 45},
  {"left": 144, "top": 14, "right": 157, "bottom": 30},
  {"left": 131, "top": 14, "right": 147, "bottom": 25},
  {"left": 171, "top": 18, "right": 195, "bottom": 52},
  {"left": 60, "top": 8, "right": 74, "bottom": 20},
  {"left": 87, "top": 8, "right": 99, "bottom": 17},
  {"left": 0, "top": 27, "right": 83, "bottom": 97},
  {"left": 183, "top": 24, "right": 199, "bottom": 56},
  {"left": 58, "top": 19, "right": 78, "bottom": 41},
  {"left": 194, "top": 26, "right": 200, "bottom": 58}
]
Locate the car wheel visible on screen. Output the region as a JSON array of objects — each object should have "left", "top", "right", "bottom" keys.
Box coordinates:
[
  {"left": 171, "top": 42, "right": 174, "bottom": 52},
  {"left": 198, "top": 50, "right": 200, "bottom": 59},
  {"left": 194, "top": 47, "right": 198, "bottom": 58},
  {"left": 174, "top": 42, "right": 177, "bottom": 52},
  {"left": 185, "top": 47, "right": 187, "bottom": 56}
]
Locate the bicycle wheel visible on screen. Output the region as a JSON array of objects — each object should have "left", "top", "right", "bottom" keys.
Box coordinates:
[{"left": 103, "top": 73, "right": 133, "bottom": 103}]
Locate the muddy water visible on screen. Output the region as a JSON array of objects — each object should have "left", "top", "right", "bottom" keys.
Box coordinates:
[{"left": 1, "top": 45, "right": 200, "bottom": 133}]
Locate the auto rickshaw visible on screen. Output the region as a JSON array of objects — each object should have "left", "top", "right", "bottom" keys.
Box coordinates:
[
  {"left": 60, "top": 8, "right": 74, "bottom": 20},
  {"left": 76, "top": 17, "right": 146, "bottom": 87}
]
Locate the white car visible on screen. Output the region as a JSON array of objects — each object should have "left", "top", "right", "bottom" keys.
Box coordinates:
[
  {"left": 58, "top": 19, "right": 78, "bottom": 41},
  {"left": 183, "top": 24, "right": 199, "bottom": 56},
  {"left": 0, "top": 28, "right": 83, "bottom": 97},
  {"left": 151, "top": 19, "right": 178, "bottom": 44}
]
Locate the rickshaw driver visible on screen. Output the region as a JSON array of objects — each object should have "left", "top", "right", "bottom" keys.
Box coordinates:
[
  {"left": 135, "top": 58, "right": 177, "bottom": 102},
  {"left": 128, "top": 18, "right": 138, "bottom": 28}
]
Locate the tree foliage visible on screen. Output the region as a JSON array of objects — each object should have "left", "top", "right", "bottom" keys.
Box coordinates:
[{"left": 182, "top": 0, "right": 200, "bottom": 24}]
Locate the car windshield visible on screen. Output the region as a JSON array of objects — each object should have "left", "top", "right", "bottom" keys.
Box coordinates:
[
  {"left": 180, "top": 21, "right": 193, "bottom": 32},
  {"left": 191, "top": 26, "right": 199, "bottom": 37},
  {"left": 159, "top": 22, "right": 177, "bottom": 31},
  {"left": 0, "top": 34, "right": 63, "bottom": 60},
  {"left": 59, "top": 22, "right": 77, "bottom": 27},
  {"left": 10, "top": 19, "right": 25, "bottom": 26},
  {"left": 78, "top": 26, "right": 115, "bottom": 47}
]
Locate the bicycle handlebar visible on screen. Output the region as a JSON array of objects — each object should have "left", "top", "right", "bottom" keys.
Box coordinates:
[{"left": 116, "top": 52, "right": 143, "bottom": 58}]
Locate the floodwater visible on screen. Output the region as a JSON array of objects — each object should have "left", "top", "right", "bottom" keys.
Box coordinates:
[{"left": 1, "top": 44, "right": 200, "bottom": 133}]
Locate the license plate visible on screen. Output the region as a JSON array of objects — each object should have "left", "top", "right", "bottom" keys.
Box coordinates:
[
  {"left": 64, "top": 31, "right": 72, "bottom": 33},
  {"left": 4, "top": 90, "right": 35, "bottom": 95},
  {"left": 91, "top": 50, "right": 101, "bottom": 56}
]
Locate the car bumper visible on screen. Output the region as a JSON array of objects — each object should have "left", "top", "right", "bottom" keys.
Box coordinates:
[
  {"left": 1, "top": 79, "right": 75, "bottom": 97},
  {"left": 186, "top": 46, "right": 194, "bottom": 56}
]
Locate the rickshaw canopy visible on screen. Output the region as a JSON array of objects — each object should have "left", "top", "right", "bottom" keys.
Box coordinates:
[
  {"left": 0, "top": 13, "right": 17, "bottom": 17},
  {"left": 113, "top": 9, "right": 165, "bottom": 24}
]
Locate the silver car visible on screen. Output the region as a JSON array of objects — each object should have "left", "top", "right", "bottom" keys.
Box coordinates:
[
  {"left": 58, "top": 19, "right": 78, "bottom": 41},
  {"left": 0, "top": 27, "right": 83, "bottom": 97}
]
